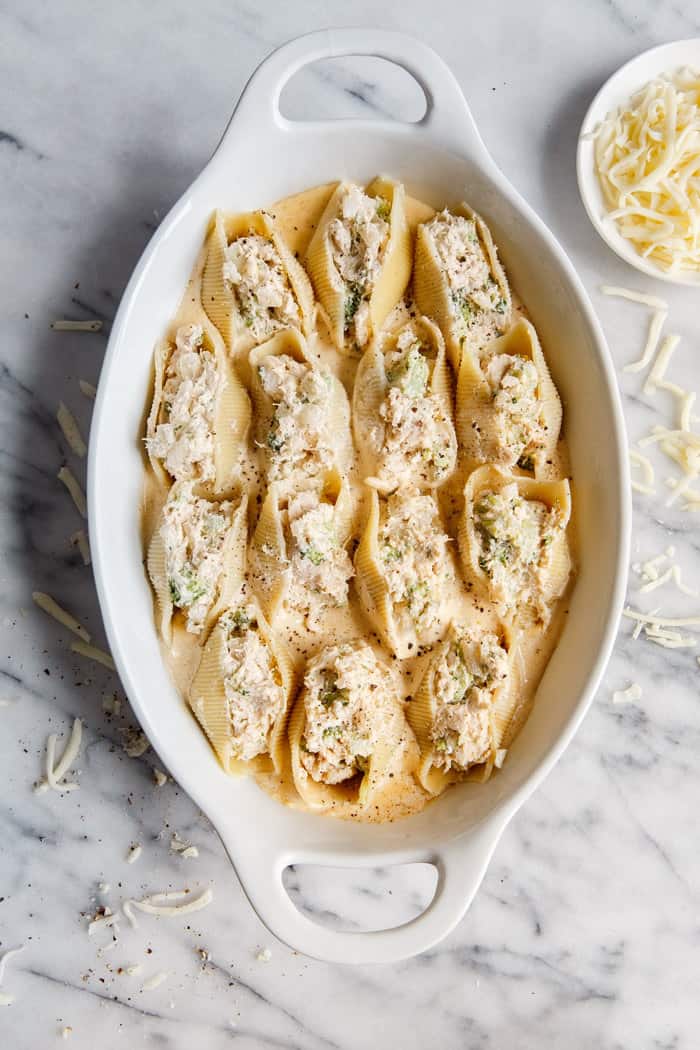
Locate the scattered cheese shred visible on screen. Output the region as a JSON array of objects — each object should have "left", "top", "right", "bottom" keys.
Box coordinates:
[
  {"left": 57, "top": 402, "right": 87, "bottom": 458},
  {"left": 141, "top": 971, "right": 168, "bottom": 992},
  {"left": 644, "top": 333, "right": 681, "bottom": 397},
  {"left": 126, "top": 844, "right": 142, "bottom": 864},
  {"left": 592, "top": 70, "right": 700, "bottom": 274},
  {"left": 51, "top": 320, "right": 102, "bottom": 332},
  {"left": 32, "top": 591, "right": 91, "bottom": 643},
  {"left": 623, "top": 607, "right": 700, "bottom": 628},
  {"left": 624, "top": 308, "right": 667, "bottom": 374},
  {"left": 170, "top": 832, "right": 199, "bottom": 859},
  {"left": 70, "top": 640, "right": 115, "bottom": 671},
  {"left": 70, "top": 529, "right": 91, "bottom": 566},
  {"left": 57, "top": 466, "right": 87, "bottom": 518},
  {"left": 600, "top": 285, "right": 669, "bottom": 310},
  {"left": 36, "top": 718, "right": 83, "bottom": 794},
  {"left": 629, "top": 448, "right": 656, "bottom": 494},
  {"left": 79, "top": 379, "right": 97, "bottom": 399},
  {"left": 0, "top": 945, "right": 26, "bottom": 984},
  {"left": 87, "top": 908, "right": 120, "bottom": 936},
  {"left": 612, "top": 682, "right": 642, "bottom": 704},
  {"left": 152, "top": 768, "right": 167, "bottom": 788},
  {"left": 123, "top": 888, "right": 213, "bottom": 928},
  {"left": 61, "top": 1026, "right": 73, "bottom": 1040},
  {"left": 256, "top": 948, "right": 272, "bottom": 963}
]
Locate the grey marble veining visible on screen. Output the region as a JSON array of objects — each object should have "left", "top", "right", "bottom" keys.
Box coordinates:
[{"left": 1, "top": 1, "right": 699, "bottom": 1047}]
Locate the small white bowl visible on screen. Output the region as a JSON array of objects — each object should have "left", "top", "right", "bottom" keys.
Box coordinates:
[{"left": 577, "top": 38, "right": 700, "bottom": 287}]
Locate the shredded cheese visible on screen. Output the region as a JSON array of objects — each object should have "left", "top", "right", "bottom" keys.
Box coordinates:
[
  {"left": 170, "top": 832, "right": 199, "bottom": 859},
  {"left": 612, "top": 682, "right": 642, "bottom": 704},
  {"left": 70, "top": 640, "right": 115, "bottom": 671},
  {"left": 644, "top": 333, "right": 681, "bottom": 396},
  {"left": 623, "top": 607, "right": 700, "bottom": 629},
  {"left": 35, "top": 719, "right": 83, "bottom": 794},
  {"left": 256, "top": 948, "right": 272, "bottom": 963},
  {"left": 600, "top": 285, "right": 669, "bottom": 310},
  {"left": 57, "top": 466, "right": 87, "bottom": 518},
  {"left": 32, "top": 591, "right": 91, "bottom": 643},
  {"left": 624, "top": 308, "right": 667, "bottom": 374},
  {"left": 51, "top": 319, "right": 102, "bottom": 332},
  {"left": 87, "top": 907, "right": 120, "bottom": 936},
  {"left": 79, "top": 379, "right": 97, "bottom": 399},
  {"left": 57, "top": 402, "right": 87, "bottom": 458},
  {"left": 70, "top": 529, "right": 91, "bottom": 566},
  {"left": 126, "top": 844, "right": 142, "bottom": 864},
  {"left": 592, "top": 69, "right": 700, "bottom": 274},
  {"left": 123, "top": 888, "right": 213, "bottom": 928},
  {"left": 629, "top": 448, "right": 656, "bottom": 494}
]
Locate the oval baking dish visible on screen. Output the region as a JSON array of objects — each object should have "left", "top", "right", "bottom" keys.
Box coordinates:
[{"left": 89, "top": 29, "right": 630, "bottom": 965}]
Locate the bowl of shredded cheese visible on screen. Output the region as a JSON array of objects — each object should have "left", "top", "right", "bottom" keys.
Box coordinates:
[{"left": 577, "top": 39, "right": 700, "bottom": 285}]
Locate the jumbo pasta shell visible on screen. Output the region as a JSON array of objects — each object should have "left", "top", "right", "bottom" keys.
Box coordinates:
[
  {"left": 201, "top": 209, "right": 314, "bottom": 355},
  {"left": 456, "top": 318, "right": 562, "bottom": 477},
  {"left": 147, "top": 319, "right": 251, "bottom": 497},
  {"left": 354, "top": 316, "right": 456, "bottom": 492},
  {"left": 248, "top": 482, "right": 290, "bottom": 623},
  {"left": 458, "top": 464, "right": 572, "bottom": 622},
  {"left": 249, "top": 327, "right": 353, "bottom": 483},
  {"left": 147, "top": 486, "right": 248, "bottom": 643},
  {"left": 353, "top": 489, "right": 400, "bottom": 654},
  {"left": 188, "top": 604, "right": 296, "bottom": 776},
  {"left": 304, "top": 177, "right": 411, "bottom": 352},
  {"left": 146, "top": 524, "right": 173, "bottom": 648},
  {"left": 413, "top": 202, "right": 511, "bottom": 372}
]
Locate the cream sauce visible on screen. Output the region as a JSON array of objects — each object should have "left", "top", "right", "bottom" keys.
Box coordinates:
[{"left": 141, "top": 182, "right": 575, "bottom": 823}]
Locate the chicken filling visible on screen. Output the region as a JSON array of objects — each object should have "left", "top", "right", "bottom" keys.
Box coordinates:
[
  {"left": 257, "top": 353, "right": 335, "bottom": 486},
  {"left": 300, "top": 643, "right": 395, "bottom": 784},
  {"left": 425, "top": 210, "right": 508, "bottom": 350},
  {"left": 147, "top": 324, "right": 218, "bottom": 482},
  {"left": 430, "top": 627, "right": 508, "bottom": 771},
  {"left": 286, "top": 491, "right": 354, "bottom": 628},
  {"left": 223, "top": 233, "right": 301, "bottom": 341},
  {"left": 373, "top": 326, "right": 456, "bottom": 487},
  {"left": 328, "top": 184, "right": 390, "bottom": 349},
  {"left": 218, "top": 606, "right": 286, "bottom": 762},
  {"left": 161, "top": 482, "right": 235, "bottom": 633},
  {"left": 484, "top": 354, "right": 546, "bottom": 469},
  {"left": 378, "top": 489, "right": 452, "bottom": 643},
  {"left": 474, "top": 485, "right": 564, "bottom": 618}
]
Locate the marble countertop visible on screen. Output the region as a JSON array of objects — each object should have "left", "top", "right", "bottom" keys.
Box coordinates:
[{"left": 2, "top": 1, "right": 699, "bottom": 1046}]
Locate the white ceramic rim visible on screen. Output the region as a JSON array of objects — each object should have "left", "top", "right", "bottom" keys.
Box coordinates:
[
  {"left": 89, "top": 29, "right": 631, "bottom": 964},
  {"left": 576, "top": 37, "right": 700, "bottom": 286}
]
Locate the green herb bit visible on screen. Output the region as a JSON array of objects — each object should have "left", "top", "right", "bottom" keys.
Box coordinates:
[
  {"left": 344, "top": 283, "right": 363, "bottom": 329},
  {"left": 301, "top": 546, "right": 325, "bottom": 566},
  {"left": 376, "top": 199, "right": 391, "bottom": 222}
]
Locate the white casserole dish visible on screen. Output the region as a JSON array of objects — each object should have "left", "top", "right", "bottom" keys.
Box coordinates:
[{"left": 89, "top": 29, "right": 630, "bottom": 965}]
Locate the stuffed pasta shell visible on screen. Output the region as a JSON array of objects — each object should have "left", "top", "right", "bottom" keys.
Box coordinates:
[
  {"left": 146, "top": 320, "right": 250, "bottom": 494},
  {"left": 202, "top": 209, "right": 314, "bottom": 353},
  {"left": 459, "top": 465, "right": 572, "bottom": 625},
  {"left": 353, "top": 316, "right": 457, "bottom": 492},
  {"left": 414, "top": 203, "right": 511, "bottom": 370},
  {"left": 456, "top": 318, "right": 562, "bottom": 476},
  {"left": 407, "top": 622, "right": 516, "bottom": 795},
  {"left": 249, "top": 328, "right": 352, "bottom": 491},
  {"left": 188, "top": 601, "right": 295, "bottom": 775},
  {"left": 288, "top": 641, "right": 411, "bottom": 811},
  {"left": 305, "top": 177, "right": 411, "bottom": 352},
  {"left": 146, "top": 480, "right": 247, "bottom": 645},
  {"left": 354, "top": 487, "right": 455, "bottom": 658},
  {"left": 249, "top": 470, "right": 355, "bottom": 628}
]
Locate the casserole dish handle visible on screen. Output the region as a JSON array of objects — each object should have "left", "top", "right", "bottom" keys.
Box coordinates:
[
  {"left": 223, "top": 819, "right": 505, "bottom": 966},
  {"left": 214, "top": 27, "right": 492, "bottom": 161}
]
